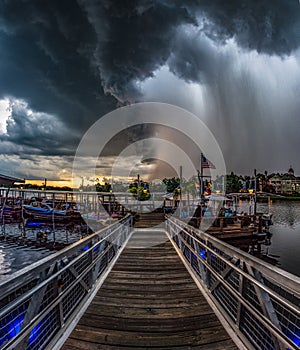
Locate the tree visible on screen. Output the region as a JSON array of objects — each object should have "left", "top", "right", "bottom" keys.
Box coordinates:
[
  {"left": 128, "top": 178, "right": 150, "bottom": 201},
  {"left": 162, "top": 177, "right": 180, "bottom": 193},
  {"left": 226, "top": 172, "right": 242, "bottom": 193},
  {"left": 95, "top": 182, "right": 112, "bottom": 192}
]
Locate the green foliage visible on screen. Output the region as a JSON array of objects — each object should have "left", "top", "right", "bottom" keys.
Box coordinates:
[
  {"left": 162, "top": 177, "right": 180, "bottom": 193},
  {"left": 95, "top": 182, "right": 111, "bottom": 192},
  {"left": 226, "top": 172, "right": 242, "bottom": 193},
  {"left": 128, "top": 178, "right": 150, "bottom": 201},
  {"left": 180, "top": 176, "right": 199, "bottom": 198}
]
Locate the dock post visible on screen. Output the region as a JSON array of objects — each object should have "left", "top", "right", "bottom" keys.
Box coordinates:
[{"left": 258, "top": 214, "right": 263, "bottom": 233}]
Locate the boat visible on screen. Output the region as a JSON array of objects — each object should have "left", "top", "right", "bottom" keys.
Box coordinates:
[
  {"left": 23, "top": 201, "right": 67, "bottom": 219},
  {"left": 261, "top": 213, "right": 273, "bottom": 231},
  {"left": 81, "top": 211, "right": 121, "bottom": 227},
  {"left": 22, "top": 200, "right": 82, "bottom": 221}
]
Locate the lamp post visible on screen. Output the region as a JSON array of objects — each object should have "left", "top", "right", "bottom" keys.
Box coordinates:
[{"left": 137, "top": 174, "right": 140, "bottom": 201}]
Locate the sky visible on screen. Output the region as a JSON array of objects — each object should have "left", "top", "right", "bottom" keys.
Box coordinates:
[{"left": 0, "top": 0, "right": 300, "bottom": 186}]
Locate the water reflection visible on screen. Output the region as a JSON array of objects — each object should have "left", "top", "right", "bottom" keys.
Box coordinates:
[
  {"left": 1, "top": 200, "right": 300, "bottom": 279},
  {"left": 0, "top": 247, "right": 12, "bottom": 278},
  {"left": 0, "top": 241, "right": 51, "bottom": 281},
  {"left": 266, "top": 201, "right": 300, "bottom": 227},
  {"left": 228, "top": 201, "right": 300, "bottom": 277}
]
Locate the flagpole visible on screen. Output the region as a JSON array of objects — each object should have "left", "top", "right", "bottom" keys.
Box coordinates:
[
  {"left": 179, "top": 165, "right": 182, "bottom": 218},
  {"left": 200, "top": 153, "right": 204, "bottom": 198},
  {"left": 200, "top": 153, "right": 204, "bottom": 218}
]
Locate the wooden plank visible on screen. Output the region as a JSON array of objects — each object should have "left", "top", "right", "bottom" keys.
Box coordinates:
[
  {"left": 63, "top": 338, "right": 237, "bottom": 350},
  {"left": 83, "top": 303, "right": 214, "bottom": 318},
  {"left": 64, "top": 325, "right": 232, "bottom": 347},
  {"left": 61, "top": 230, "right": 238, "bottom": 349},
  {"left": 96, "top": 289, "right": 204, "bottom": 300},
  {"left": 107, "top": 271, "right": 190, "bottom": 279},
  {"left": 99, "top": 282, "right": 197, "bottom": 292},
  {"left": 93, "top": 296, "right": 208, "bottom": 308},
  {"left": 103, "top": 277, "right": 196, "bottom": 286},
  {"left": 77, "top": 313, "right": 220, "bottom": 332}
]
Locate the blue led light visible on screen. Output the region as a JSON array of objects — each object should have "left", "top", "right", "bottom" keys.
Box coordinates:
[
  {"left": 29, "top": 323, "right": 40, "bottom": 342},
  {"left": 0, "top": 314, "right": 24, "bottom": 346},
  {"left": 199, "top": 249, "right": 206, "bottom": 259},
  {"left": 7, "top": 315, "right": 24, "bottom": 338},
  {"left": 286, "top": 329, "right": 300, "bottom": 348}
]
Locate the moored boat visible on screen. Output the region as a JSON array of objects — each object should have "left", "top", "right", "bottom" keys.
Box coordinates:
[
  {"left": 23, "top": 201, "right": 66, "bottom": 219},
  {"left": 23, "top": 200, "right": 81, "bottom": 221}
]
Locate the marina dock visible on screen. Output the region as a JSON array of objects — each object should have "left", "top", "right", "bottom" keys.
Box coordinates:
[
  {"left": 62, "top": 230, "right": 238, "bottom": 349},
  {"left": 0, "top": 188, "right": 299, "bottom": 350},
  {"left": 0, "top": 215, "right": 299, "bottom": 349}
]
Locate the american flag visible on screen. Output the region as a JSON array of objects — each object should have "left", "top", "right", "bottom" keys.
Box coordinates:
[{"left": 201, "top": 154, "right": 216, "bottom": 169}]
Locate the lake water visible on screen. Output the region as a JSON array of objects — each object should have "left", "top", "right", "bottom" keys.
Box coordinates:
[
  {"left": 0, "top": 201, "right": 300, "bottom": 280},
  {"left": 261, "top": 201, "right": 300, "bottom": 277},
  {"left": 229, "top": 200, "right": 300, "bottom": 277},
  {"left": 0, "top": 223, "right": 87, "bottom": 281}
]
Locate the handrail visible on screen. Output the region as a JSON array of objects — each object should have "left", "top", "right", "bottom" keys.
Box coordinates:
[
  {"left": 166, "top": 216, "right": 300, "bottom": 350},
  {"left": 0, "top": 215, "right": 132, "bottom": 350}
]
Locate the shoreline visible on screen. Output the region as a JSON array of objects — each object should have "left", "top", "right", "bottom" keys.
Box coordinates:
[{"left": 257, "top": 196, "right": 300, "bottom": 202}]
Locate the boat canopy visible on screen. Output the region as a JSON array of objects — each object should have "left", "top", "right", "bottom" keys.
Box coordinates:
[
  {"left": 205, "top": 194, "right": 230, "bottom": 201},
  {"left": 0, "top": 173, "right": 25, "bottom": 187}
]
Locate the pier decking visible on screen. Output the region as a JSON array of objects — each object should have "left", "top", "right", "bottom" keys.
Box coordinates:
[
  {"left": 0, "top": 215, "right": 299, "bottom": 349},
  {"left": 61, "top": 230, "right": 238, "bottom": 349}
]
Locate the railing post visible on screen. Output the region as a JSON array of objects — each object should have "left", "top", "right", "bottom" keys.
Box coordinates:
[
  {"left": 236, "top": 260, "right": 246, "bottom": 329},
  {"left": 166, "top": 216, "right": 300, "bottom": 350},
  {"left": 245, "top": 263, "right": 286, "bottom": 350},
  {"left": 220, "top": 217, "right": 224, "bottom": 232},
  {"left": 14, "top": 269, "right": 50, "bottom": 350},
  {"left": 88, "top": 240, "right": 94, "bottom": 289}
]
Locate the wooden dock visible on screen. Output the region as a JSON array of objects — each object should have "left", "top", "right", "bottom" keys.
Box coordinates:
[
  {"left": 206, "top": 222, "right": 255, "bottom": 239},
  {"left": 61, "top": 230, "right": 238, "bottom": 349}
]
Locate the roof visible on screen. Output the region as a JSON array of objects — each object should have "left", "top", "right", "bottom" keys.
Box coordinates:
[{"left": 0, "top": 173, "right": 25, "bottom": 186}]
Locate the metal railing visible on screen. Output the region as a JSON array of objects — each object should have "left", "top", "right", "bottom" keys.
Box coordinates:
[
  {"left": 166, "top": 216, "right": 300, "bottom": 350},
  {"left": 0, "top": 215, "right": 132, "bottom": 350}
]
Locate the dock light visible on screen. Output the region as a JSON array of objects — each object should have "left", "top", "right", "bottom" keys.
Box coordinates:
[
  {"left": 248, "top": 189, "right": 254, "bottom": 194},
  {"left": 199, "top": 249, "right": 206, "bottom": 260},
  {"left": 143, "top": 184, "right": 148, "bottom": 194}
]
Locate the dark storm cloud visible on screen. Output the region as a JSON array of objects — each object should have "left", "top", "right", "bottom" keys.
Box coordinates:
[
  {"left": 81, "top": 0, "right": 300, "bottom": 100},
  {"left": 192, "top": 0, "right": 300, "bottom": 55},
  {"left": 80, "top": 0, "right": 300, "bottom": 101},
  {"left": 1, "top": 0, "right": 299, "bottom": 118},
  {"left": 80, "top": 0, "right": 196, "bottom": 102},
  {"left": 168, "top": 0, "right": 300, "bottom": 86},
  {"left": 0, "top": 0, "right": 116, "bottom": 135},
  {"left": 0, "top": 0, "right": 300, "bottom": 175},
  {"left": 0, "top": 99, "right": 74, "bottom": 156}
]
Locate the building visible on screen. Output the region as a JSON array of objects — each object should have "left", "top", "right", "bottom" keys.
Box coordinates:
[{"left": 269, "top": 167, "right": 300, "bottom": 195}]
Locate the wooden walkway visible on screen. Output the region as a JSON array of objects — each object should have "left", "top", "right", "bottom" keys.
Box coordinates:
[{"left": 61, "top": 230, "right": 238, "bottom": 349}]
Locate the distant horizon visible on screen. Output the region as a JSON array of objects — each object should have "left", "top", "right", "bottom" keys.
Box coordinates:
[{"left": 8, "top": 166, "right": 298, "bottom": 190}]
